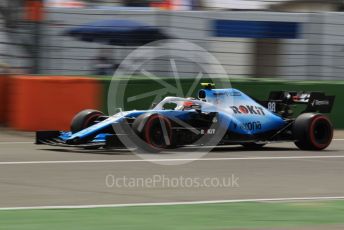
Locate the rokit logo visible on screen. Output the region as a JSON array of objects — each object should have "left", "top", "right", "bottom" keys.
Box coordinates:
[{"left": 230, "top": 105, "right": 266, "bottom": 115}]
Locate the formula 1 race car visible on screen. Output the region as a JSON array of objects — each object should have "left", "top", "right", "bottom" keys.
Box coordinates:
[{"left": 36, "top": 83, "right": 335, "bottom": 151}]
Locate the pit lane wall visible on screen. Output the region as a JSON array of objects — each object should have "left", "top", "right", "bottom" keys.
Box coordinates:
[{"left": 2, "top": 75, "right": 344, "bottom": 130}]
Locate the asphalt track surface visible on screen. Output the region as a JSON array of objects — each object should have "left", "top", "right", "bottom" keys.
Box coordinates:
[{"left": 1, "top": 130, "right": 344, "bottom": 209}]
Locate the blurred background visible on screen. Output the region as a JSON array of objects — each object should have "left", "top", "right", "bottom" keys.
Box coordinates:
[
  {"left": 2, "top": 0, "right": 344, "bottom": 131},
  {"left": 2, "top": 0, "right": 344, "bottom": 79},
  {"left": 1, "top": 4, "right": 344, "bottom": 229}
]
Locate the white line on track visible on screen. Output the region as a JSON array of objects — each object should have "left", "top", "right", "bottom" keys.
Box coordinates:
[
  {"left": 2, "top": 155, "right": 344, "bottom": 165},
  {"left": 1, "top": 196, "right": 344, "bottom": 211}
]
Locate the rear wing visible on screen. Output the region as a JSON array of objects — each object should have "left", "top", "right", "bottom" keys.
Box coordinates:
[{"left": 262, "top": 91, "right": 335, "bottom": 115}]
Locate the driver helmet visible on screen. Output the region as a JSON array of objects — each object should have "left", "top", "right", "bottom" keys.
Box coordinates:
[{"left": 182, "top": 99, "right": 197, "bottom": 110}]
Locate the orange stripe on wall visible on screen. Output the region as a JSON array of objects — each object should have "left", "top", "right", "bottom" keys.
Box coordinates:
[{"left": 8, "top": 76, "right": 101, "bottom": 131}]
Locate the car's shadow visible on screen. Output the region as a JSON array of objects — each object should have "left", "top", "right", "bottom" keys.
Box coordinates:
[
  {"left": 39, "top": 148, "right": 134, "bottom": 155},
  {"left": 211, "top": 146, "right": 298, "bottom": 152},
  {"left": 39, "top": 145, "right": 339, "bottom": 155}
]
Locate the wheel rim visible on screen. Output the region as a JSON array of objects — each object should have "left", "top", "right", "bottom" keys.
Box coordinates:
[
  {"left": 144, "top": 115, "right": 172, "bottom": 149},
  {"left": 309, "top": 116, "right": 333, "bottom": 149}
]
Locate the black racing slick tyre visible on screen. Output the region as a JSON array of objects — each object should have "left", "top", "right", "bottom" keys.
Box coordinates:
[
  {"left": 293, "top": 113, "right": 333, "bottom": 150},
  {"left": 71, "top": 109, "right": 104, "bottom": 134},
  {"left": 132, "top": 113, "right": 175, "bottom": 152}
]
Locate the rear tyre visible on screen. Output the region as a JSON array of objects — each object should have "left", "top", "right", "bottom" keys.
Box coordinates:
[
  {"left": 71, "top": 109, "right": 104, "bottom": 134},
  {"left": 132, "top": 114, "right": 174, "bottom": 152},
  {"left": 293, "top": 113, "right": 333, "bottom": 150}
]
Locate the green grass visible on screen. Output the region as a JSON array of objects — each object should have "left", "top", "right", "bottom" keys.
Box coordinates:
[{"left": 1, "top": 201, "right": 344, "bottom": 230}]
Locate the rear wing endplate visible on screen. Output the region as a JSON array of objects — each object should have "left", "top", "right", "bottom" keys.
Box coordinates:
[{"left": 267, "top": 91, "right": 335, "bottom": 113}]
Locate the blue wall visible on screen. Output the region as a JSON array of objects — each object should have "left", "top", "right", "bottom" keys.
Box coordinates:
[{"left": 213, "top": 20, "right": 300, "bottom": 39}]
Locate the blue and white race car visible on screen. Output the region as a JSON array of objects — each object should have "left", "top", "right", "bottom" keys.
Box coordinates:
[{"left": 36, "top": 83, "right": 335, "bottom": 151}]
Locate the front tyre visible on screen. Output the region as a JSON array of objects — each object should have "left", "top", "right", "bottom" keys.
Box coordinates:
[
  {"left": 293, "top": 113, "right": 333, "bottom": 150},
  {"left": 71, "top": 109, "right": 104, "bottom": 134},
  {"left": 132, "top": 114, "right": 174, "bottom": 152}
]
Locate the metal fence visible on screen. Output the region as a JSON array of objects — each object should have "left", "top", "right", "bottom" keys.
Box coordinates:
[{"left": 2, "top": 6, "right": 344, "bottom": 80}]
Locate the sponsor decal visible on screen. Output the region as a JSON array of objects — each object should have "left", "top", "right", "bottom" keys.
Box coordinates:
[
  {"left": 230, "top": 92, "right": 242, "bottom": 96},
  {"left": 240, "top": 121, "right": 262, "bottom": 131},
  {"left": 200, "top": 129, "right": 216, "bottom": 135},
  {"left": 213, "top": 92, "right": 225, "bottom": 96},
  {"left": 213, "top": 91, "right": 241, "bottom": 97},
  {"left": 312, "top": 100, "right": 329, "bottom": 106},
  {"left": 239, "top": 105, "right": 249, "bottom": 114},
  {"left": 230, "top": 105, "right": 265, "bottom": 115}
]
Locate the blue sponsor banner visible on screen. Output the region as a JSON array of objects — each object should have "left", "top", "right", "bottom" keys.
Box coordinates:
[{"left": 213, "top": 20, "right": 300, "bottom": 39}]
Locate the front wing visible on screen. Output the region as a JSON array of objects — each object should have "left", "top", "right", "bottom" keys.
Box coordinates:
[{"left": 36, "top": 131, "right": 126, "bottom": 148}]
